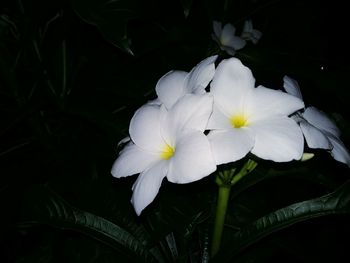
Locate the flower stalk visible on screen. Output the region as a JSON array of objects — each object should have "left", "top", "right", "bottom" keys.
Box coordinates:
[
  {"left": 211, "top": 183, "right": 231, "bottom": 257},
  {"left": 211, "top": 159, "right": 257, "bottom": 257}
]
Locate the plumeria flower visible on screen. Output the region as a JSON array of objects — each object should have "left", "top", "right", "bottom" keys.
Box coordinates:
[
  {"left": 211, "top": 21, "right": 246, "bottom": 56},
  {"left": 207, "top": 57, "right": 305, "bottom": 165},
  {"left": 111, "top": 94, "right": 217, "bottom": 215},
  {"left": 151, "top": 55, "right": 217, "bottom": 109},
  {"left": 241, "top": 20, "right": 262, "bottom": 44},
  {"left": 283, "top": 75, "right": 350, "bottom": 167}
]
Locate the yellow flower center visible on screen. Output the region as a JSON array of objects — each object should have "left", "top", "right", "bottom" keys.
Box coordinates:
[
  {"left": 220, "top": 36, "right": 228, "bottom": 46},
  {"left": 160, "top": 144, "right": 175, "bottom": 160},
  {"left": 230, "top": 114, "right": 248, "bottom": 128}
]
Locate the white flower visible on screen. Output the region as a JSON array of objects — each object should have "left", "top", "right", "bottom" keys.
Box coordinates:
[
  {"left": 283, "top": 75, "right": 350, "bottom": 167},
  {"left": 153, "top": 55, "right": 217, "bottom": 109},
  {"left": 241, "top": 20, "right": 262, "bottom": 44},
  {"left": 207, "top": 58, "right": 305, "bottom": 164},
  {"left": 111, "top": 94, "right": 217, "bottom": 215},
  {"left": 212, "top": 21, "right": 246, "bottom": 56}
]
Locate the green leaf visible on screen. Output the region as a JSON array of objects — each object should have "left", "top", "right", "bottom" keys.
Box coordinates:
[
  {"left": 71, "top": 0, "right": 141, "bottom": 55},
  {"left": 18, "top": 186, "right": 159, "bottom": 262},
  {"left": 213, "top": 180, "right": 350, "bottom": 262}
]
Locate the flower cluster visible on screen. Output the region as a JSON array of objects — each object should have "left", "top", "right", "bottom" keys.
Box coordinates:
[
  {"left": 212, "top": 20, "right": 262, "bottom": 56},
  {"left": 110, "top": 54, "right": 350, "bottom": 215}
]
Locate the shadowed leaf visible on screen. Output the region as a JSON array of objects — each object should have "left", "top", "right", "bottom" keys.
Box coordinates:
[
  {"left": 17, "top": 186, "right": 160, "bottom": 262},
  {"left": 213, "top": 180, "right": 350, "bottom": 262},
  {"left": 71, "top": 0, "right": 141, "bottom": 55}
]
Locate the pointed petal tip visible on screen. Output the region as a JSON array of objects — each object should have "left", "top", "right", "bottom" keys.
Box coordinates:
[{"left": 131, "top": 198, "right": 142, "bottom": 216}]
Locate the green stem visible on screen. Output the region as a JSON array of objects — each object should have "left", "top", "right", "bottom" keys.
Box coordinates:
[
  {"left": 211, "top": 184, "right": 231, "bottom": 257},
  {"left": 231, "top": 159, "right": 258, "bottom": 186},
  {"left": 211, "top": 159, "right": 258, "bottom": 257}
]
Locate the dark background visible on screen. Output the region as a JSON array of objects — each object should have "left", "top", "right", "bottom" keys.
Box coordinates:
[{"left": 1, "top": 0, "right": 350, "bottom": 262}]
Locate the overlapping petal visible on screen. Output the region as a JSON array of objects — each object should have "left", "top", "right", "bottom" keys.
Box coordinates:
[
  {"left": 155, "top": 56, "right": 216, "bottom": 109},
  {"left": 167, "top": 130, "right": 216, "bottom": 183},
  {"left": 283, "top": 75, "right": 303, "bottom": 99},
  {"left": 241, "top": 20, "right": 262, "bottom": 44},
  {"left": 208, "top": 129, "right": 255, "bottom": 164},
  {"left": 220, "top": 24, "right": 246, "bottom": 50},
  {"left": 213, "top": 21, "right": 222, "bottom": 38},
  {"left": 299, "top": 120, "right": 332, "bottom": 150},
  {"left": 303, "top": 107, "right": 340, "bottom": 137},
  {"left": 328, "top": 134, "right": 350, "bottom": 167},
  {"left": 131, "top": 161, "right": 168, "bottom": 215},
  {"left": 250, "top": 116, "right": 304, "bottom": 161},
  {"left": 161, "top": 94, "right": 213, "bottom": 143},
  {"left": 155, "top": 70, "right": 187, "bottom": 109},
  {"left": 221, "top": 23, "right": 237, "bottom": 43},
  {"left": 129, "top": 104, "right": 164, "bottom": 152},
  {"left": 225, "top": 36, "right": 246, "bottom": 50},
  {"left": 247, "top": 86, "right": 304, "bottom": 122},
  {"left": 207, "top": 105, "right": 232, "bottom": 130},
  {"left": 221, "top": 46, "right": 237, "bottom": 56},
  {"left": 210, "top": 58, "right": 255, "bottom": 116},
  {"left": 111, "top": 143, "right": 159, "bottom": 178},
  {"left": 184, "top": 55, "right": 217, "bottom": 94}
]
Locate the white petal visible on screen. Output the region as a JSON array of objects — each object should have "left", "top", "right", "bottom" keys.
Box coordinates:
[
  {"left": 303, "top": 107, "right": 340, "bottom": 137},
  {"left": 291, "top": 113, "right": 304, "bottom": 123},
  {"left": 328, "top": 134, "right": 350, "bottom": 167},
  {"left": 207, "top": 105, "right": 232, "bottom": 130},
  {"left": 213, "top": 21, "right": 222, "bottom": 38},
  {"left": 242, "top": 20, "right": 253, "bottom": 33},
  {"left": 225, "top": 36, "right": 246, "bottom": 50},
  {"left": 117, "top": 136, "right": 130, "bottom": 148},
  {"left": 184, "top": 55, "right": 217, "bottom": 94},
  {"left": 131, "top": 161, "right": 168, "bottom": 215},
  {"left": 111, "top": 143, "right": 159, "bottom": 178},
  {"left": 166, "top": 130, "right": 216, "bottom": 184},
  {"left": 129, "top": 104, "right": 164, "bottom": 152},
  {"left": 210, "top": 57, "right": 255, "bottom": 116},
  {"left": 155, "top": 70, "right": 188, "bottom": 109},
  {"left": 247, "top": 86, "right": 304, "bottom": 122},
  {"left": 299, "top": 120, "right": 332, "bottom": 150},
  {"left": 250, "top": 29, "right": 262, "bottom": 44},
  {"left": 161, "top": 94, "right": 213, "bottom": 144},
  {"left": 208, "top": 128, "right": 255, "bottom": 165},
  {"left": 221, "top": 46, "right": 237, "bottom": 56},
  {"left": 241, "top": 20, "right": 262, "bottom": 44},
  {"left": 147, "top": 98, "right": 162, "bottom": 106},
  {"left": 221, "top": 23, "right": 236, "bottom": 43},
  {"left": 283, "top": 75, "right": 303, "bottom": 99},
  {"left": 250, "top": 116, "right": 304, "bottom": 162}
]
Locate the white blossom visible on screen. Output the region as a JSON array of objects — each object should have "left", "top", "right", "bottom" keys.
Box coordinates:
[
  {"left": 207, "top": 58, "right": 305, "bottom": 164},
  {"left": 111, "top": 94, "right": 216, "bottom": 215}
]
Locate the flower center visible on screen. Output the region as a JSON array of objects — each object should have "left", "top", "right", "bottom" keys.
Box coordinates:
[
  {"left": 220, "top": 35, "right": 230, "bottom": 46},
  {"left": 230, "top": 114, "right": 248, "bottom": 128},
  {"left": 160, "top": 144, "right": 175, "bottom": 160}
]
